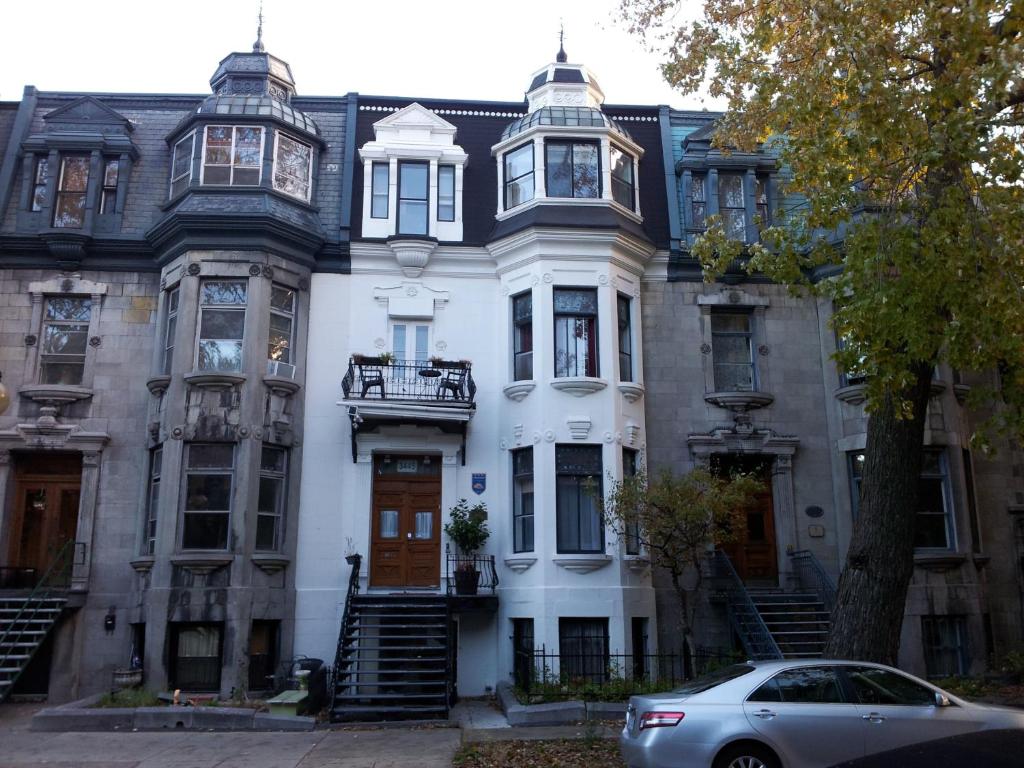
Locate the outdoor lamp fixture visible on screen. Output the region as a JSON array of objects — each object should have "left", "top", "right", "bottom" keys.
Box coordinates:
[
  {"left": 0, "top": 372, "right": 9, "bottom": 415},
  {"left": 104, "top": 606, "right": 116, "bottom": 634}
]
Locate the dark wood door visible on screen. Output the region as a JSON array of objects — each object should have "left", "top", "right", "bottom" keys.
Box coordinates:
[
  {"left": 8, "top": 482, "right": 80, "bottom": 572},
  {"left": 370, "top": 478, "right": 441, "bottom": 588},
  {"left": 715, "top": 455, "right": 778, "bottom": 583}
]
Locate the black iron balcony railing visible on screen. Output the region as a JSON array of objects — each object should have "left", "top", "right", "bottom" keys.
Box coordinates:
[
  {"left": 342, "top": 357, "right": 476, "bottom": 405},
  {"left": 445, "top": 545, "right": 498, "bottom": 596}
]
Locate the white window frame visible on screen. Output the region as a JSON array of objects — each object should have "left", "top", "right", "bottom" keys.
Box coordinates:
[
  {"left": 390, "top": 321, "right": 431, "bottom": 364},
  {"left": 271, "top": 131, "right": 313, "bottom": 202},
  {"left": 199, "top": 125, "right": 265, "bottom": 187}
]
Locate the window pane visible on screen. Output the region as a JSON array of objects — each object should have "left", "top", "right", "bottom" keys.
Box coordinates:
[
  {"left": 198, "top": 340, "right": 242, "bottom": 371},
  {"left": 53, "top": 193, "right": 85, "bottom": 228},
  {"left": 414, "top": 511, "right": 433, "bottom": 539},
  {"left": 270, "top": 286, "right": 294, "bottom": 313},
  {"left": 258, "top": 476, "right": 282, "bottom": 514},
  {"left": 612, "top": 176, "right": 633, "bottom": 209},
  {"left": 505, "top": 144, "right": 533, "bottom": 180},
  {"left": 200, "top": 308, "right": 245, "bottom": 340},
  {"left": 60, "top": 156, "right": 90, "bottom": 192},
  {"left": 188, "top": 444, "right": 234, "bottom": 470},
  {"left": 201, "top": 281, "right": 247, "bottom": 305},
  {"left": 42, "top": 323, "right": 88, "bottom": 355},
  {"left": 371, "top": 163, "right": 389, "bottom": 218},
  {"left": 438, "top": 165, "right": 455, "bottom": 221},
  {"left": 506, "top": 175, "right": 534, "bottom": 208},
  {"left": 691, "top": 175, "right": 706, "bottom": 202},
  {"left": 572, "top": 143, "right": 599, "bottom": 198},
  {"left": 554, "top": 289, "right": 598, "bottom": 315},
  {"left": 847, "top": 667, "right": 936, "bottom": 705},
  {"left": 185, "top": 474, "right": 232, "bottom": 510},
  {"left": 255, "top": 514, "right": 278, "bottom": 551},
  {"left": 719, "top": 174, "right": 745, "bottom": 208},
  {"left": 233, "top": 127, "right": 262, "bottom": 167},
  {"left": 713, "top": 335, "right": 751, "bottom": 364},
  {"left": 399, "top": 200, "right": 428, "bottom": 235},
  {"left": 261, "top": 446, "right": 286, "bottom": 472},
  {"left": 770, "top": 667, "right": 844, "bottom": 704},
  {"left": 546, "top": 143, "right": 572, "bottom": 197},
  {"left": 379, "top": 510, "right": 399, "bottom": 538},
  {"left": 273, "top": 134, "right": 311, "bottom": 199},
  {"left": 392, "top": 325, "right": 406, "bottom": 358},
  {"left": 182, "top": 512, "right": 229, "bottom": 549},
  {"left": 268, "top": 319, "right": 292, "bottom": 363},
  {"left": 104, "top": 159, "right": 119, "bottom": 188},
  {"left": 399, "top": 163, "right": 428, "bottom": 200},
  {"left": 714, "top": 363, "right": 754, "bottom": 392},
  {"left": 722, "top": 208, "right": 746, "bottom": 239},
  {"left": 415, "top": 325, "right": 429, "bottom": 362}
]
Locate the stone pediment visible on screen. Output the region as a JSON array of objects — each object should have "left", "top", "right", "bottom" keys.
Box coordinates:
[{"left": 44, "top": 96, "right": 133, "bottom": 133}]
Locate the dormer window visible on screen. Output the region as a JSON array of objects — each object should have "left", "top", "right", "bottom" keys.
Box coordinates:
[
  {"left": 53, "top": 155, "right": 90, "bottom": 228},
  {"left": 170, "top": 132, "right": 195, "bottom": 198},
  {"left": 272, "top": 133, "right": 313, "bottom": 201},
  {"left": 504, "top": 144, "right": 534, "bottom": 209},
  {"left": 755, "top": 177, "right": 770, "bottom": 228},
  {"left": 546, "top": 140, "right": 599, "bottom": 199},
  {"left": 691, "top": 174, "right": 707, "bottom": 228},
  {"left": 359, "top": 103, "right": 468, "bottom": 243},
  {"left": 201, "top": 125, "right": 263, "bottom": 186}
]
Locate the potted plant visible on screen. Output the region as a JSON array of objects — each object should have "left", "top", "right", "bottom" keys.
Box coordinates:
[{"left": 444, "top": 499, "right": 489, "bottom": 595}]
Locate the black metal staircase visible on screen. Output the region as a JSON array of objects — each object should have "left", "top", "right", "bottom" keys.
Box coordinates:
[
  {"left": 330, "top": 555, "right": 452, "bottom": 722},
  {"left": 0, "top": 541, "right": 75, "bottom": 702},
  {"left": 711, "top": 549, "right": 837, "bottom": 661}
]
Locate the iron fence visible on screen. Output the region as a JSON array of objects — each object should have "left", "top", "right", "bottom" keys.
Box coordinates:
[{"left": 341, "top": 358, "right": 476, "bottom": 404}]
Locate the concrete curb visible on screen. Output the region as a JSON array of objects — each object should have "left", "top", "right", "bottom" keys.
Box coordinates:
[
  {"left": 495, "top": 681, "right": 626, "bottom": 726},
  {"left": 30, "top": 695, "right": 315, "bottom": 732}
]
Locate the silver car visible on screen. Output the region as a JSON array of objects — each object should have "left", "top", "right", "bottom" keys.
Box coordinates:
[{"left": 620, "top": 659, "right": 1024, "bottom": 768}]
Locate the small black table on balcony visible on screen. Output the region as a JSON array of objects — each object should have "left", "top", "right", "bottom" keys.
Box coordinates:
[{"left": 417, "top": 368, "right": 441, "bottom": 378}]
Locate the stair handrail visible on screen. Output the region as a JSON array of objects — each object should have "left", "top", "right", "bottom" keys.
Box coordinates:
[
  {"left": 0, "top": 539, "right": 76, "bottom": 691},
  {"left": 711, "top": 549, "right": 783, "bottom": 660},
  {"left": 330, "top": 553, "right": 362, "bottom": 712},
  {"left": 788, "top": 549, "right": 837, "bottom": 616}
]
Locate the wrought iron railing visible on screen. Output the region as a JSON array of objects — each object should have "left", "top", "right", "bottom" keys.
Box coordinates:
[
  {"left": 330, "top": 553, "right": 362, "bottom": 712},
  {"left": 513, "top": 645, "right": 685, "bottom": 698},
  {"left": 445, "top": 544, "right": 498, "bottom": 596},
  {"left": 788, "top": 549, "right": 838, "bottom": 616},
  {"left": 341, "top": 358, "right": 476, "bottom": 405},
  {"left": 710, "top": 549, "right": 783, "bottom": 660},
  {"left": 0, "top": 540, "right": 78, "bottom": 700}
]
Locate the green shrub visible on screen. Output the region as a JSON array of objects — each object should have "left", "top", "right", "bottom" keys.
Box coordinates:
[{"left": 94, "top": 688, "right": 160, "bottom": 708}]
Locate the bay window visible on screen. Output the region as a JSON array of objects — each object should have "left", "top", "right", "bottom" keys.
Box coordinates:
[
  {"left": 711, "top": 311, "right": 755, "bottom": 392},
  {"left": 371, "top": 162, "right": 389, "bottom": 218},
  {"left": 690, "top": 174, "right": 706, "bottom": 229},
  {"left": 438, "top": 165, "right": 455, "bottom": 221},
  {"left": 31, "top": 156, "right": 49, "bottom": 212},
  {"left": 162, "top": 287, "right": 179, "bottom": 375},
  {"left": 554, "top": 288, "right": 598, "bottom": 378},
  {"left": 268, "top": 285, "right": 296, "bottom": 372},
  {"left": 256, "top": 446, "right": 287, "bottom": 551},
  {"left": 100, "top": 158, "right": 119, "bottom": 214},
  {"left": 617, "top": 294, "right": 633, "bottom": 382},
  {"left": 144, "top": 447, "right": 162, "bottom": 555}
]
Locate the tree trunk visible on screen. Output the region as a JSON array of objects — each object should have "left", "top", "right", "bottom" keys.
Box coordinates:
[{"left": 824, "top": 362, "right": 934, "bottom": 663}]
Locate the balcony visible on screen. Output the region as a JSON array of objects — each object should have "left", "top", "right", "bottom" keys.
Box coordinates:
[{"left": 340, "top": 357, "right": 477, "bottom": 462}]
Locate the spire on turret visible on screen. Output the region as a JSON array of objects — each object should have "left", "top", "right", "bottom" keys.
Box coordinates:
[
  {"left": 253, "top": 2, "right": 265, "bottom": 53},
  {"left": 556, "top": 24, "right": 567, "bottom": 63}
]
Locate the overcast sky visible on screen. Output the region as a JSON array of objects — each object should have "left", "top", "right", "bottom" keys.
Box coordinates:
[{"left": 0, "top": 0, "right": 721, "bottom": 109}]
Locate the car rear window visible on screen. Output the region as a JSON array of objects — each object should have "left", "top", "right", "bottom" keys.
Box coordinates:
[{"left": 672, "top": 664, "right": 755, "bottom": 695}]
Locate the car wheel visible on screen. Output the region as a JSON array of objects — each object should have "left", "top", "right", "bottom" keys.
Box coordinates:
[{"left": 713, "top": 742, "right": 780, "bottom": 768}]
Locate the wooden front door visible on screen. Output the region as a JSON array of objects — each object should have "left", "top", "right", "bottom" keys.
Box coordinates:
[
  {"left": 370, "top": 475, "right": 442, "bottom": 588},
  {"left": 715, "top": 455, "right": 778, "bottom": 583},
  {"left": 7, "top": 455, "right": 82, "bottom": 574}
]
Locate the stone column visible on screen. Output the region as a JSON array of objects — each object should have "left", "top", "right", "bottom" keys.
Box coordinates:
[
  {"left": 72, "top": 449, "right": 103, "bottom": 591},
  {"left": 772, "top": 453, "right": 799, "bottom": 584}
]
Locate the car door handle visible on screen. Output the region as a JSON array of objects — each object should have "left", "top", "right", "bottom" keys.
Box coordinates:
[
  {"left": 753, "top": 709, "right": 777, "bottom": 719},
  {"left": 862, "top": 712, "right": 886, "bottom": 723}
]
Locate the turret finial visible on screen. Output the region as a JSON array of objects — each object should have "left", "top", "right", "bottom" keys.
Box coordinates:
[
  {"left": 556, "top": 23, "right": 567, "bottom": 63},
  {"left": 253, "top": 1, "right": 265, "bottom": 53}
]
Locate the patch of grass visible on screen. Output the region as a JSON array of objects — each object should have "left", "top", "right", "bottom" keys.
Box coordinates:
[
  {"left": 454, "top": 739, "right": 624, "bottom": 768},
  {"left": 514, "top": 676, "right": 676, "bottom": 704},
  {"left": 94, "top": 688, "right": 160, "bottom": 708}
]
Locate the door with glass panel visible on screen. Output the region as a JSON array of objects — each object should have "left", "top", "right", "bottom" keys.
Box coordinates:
[{"left": 369, "top": 455, "right": 441, "bottom": 588}]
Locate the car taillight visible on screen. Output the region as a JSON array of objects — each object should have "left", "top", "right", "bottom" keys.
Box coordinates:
[{"left": 639, "top": 711, "right": 685, "bottom": 729}]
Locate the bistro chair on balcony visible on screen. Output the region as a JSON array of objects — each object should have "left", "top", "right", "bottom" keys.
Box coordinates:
[
  {"left": 436, "top": 367, "right": 466, "bottom": 401},
  {"left": 358, "top": 363, "right": 386, "bottom": 398}
]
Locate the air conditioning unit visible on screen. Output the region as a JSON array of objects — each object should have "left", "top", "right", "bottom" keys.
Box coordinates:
[{"left": 266, "top": 360, "right": 296, "bottom": 379}]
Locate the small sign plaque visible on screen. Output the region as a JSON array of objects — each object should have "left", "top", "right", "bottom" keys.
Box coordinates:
[
  {"left": 396, "top": 459, "right": 418, "bottom": 473},
  {"left": 471, "top": 473, "right": 486, "bottom": 494}
]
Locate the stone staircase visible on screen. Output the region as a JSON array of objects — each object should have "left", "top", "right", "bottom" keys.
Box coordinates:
[
  {"left": 748, "top": 590, "right": 831, "bottom": 658},
  {"left": 331, "top": 594, "right": 451, "bottom": 722},
  {"left": 0, "top": 595, "right": 67, "bottom": 702}
]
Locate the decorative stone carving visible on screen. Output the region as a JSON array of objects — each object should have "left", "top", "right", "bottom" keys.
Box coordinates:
[
  {"left": 187, "top": 263, "right": 201, "bottom": 276},
  {"left": 435, "top": 340, "right": 447, "bottom": 352},
  {"left": 504, "top": 556, "right": 538, "bottom": 574},
  {"left": 550, "top": 377, "right": 608, "bottom": 397},
  {"left": 758, "top": 344, "right": 770, "bottom": 356},
  {"left": 89, "top": 336, "right": 102, "bottom": 347},
  {"left": 700, "top": 343, "right": 711, "bottom": 354},
  {"left": 598, "top": 274, "right": 609, "bottom": 286},
  {"left": 499, "top": 438, "right": 508, "bottom": 450},
  {"left": 544, "top": 430, "right": 555, "bottom": 443},
  {"left": 406, "top": 285, "right": 418, "bottom": 296},
  {"left": 513, "top": 424, "right": 524, "bottom": 441},
  {"left": 542, "top": 273, "right": 553, "bottom": 284},
  {"left": 553, "top": 554, "right": 613, "bottom": 574},
  {"left": 625, "top": 422, "right": 641, "bottom": 445},
  {"left": 603, "top": 431, "right": 614, "bottom": 443},
  {"left": 503, "top": 381, "right": 536, "bottom": 401},
  {"left": 617, "top": 382, "right": 644, "bottom": 402},
  {"left": 374, "top": 338, "right": 386, "bottom": 349},
  {"left": 61, "top": 278, "right": 74, "bottom": 293},
  {"left": 298, "top": 278, "right": 309, "bottom": 291},
  {"left": 262, "top": 265, "right": 274, "bottom": 279},
  {"left": 24, "top": 335, "right": 37, "bottom": 347},
  {"left": 251, "top": 554, "right": 290, "bottom": 575},
  {"left": 387, "top": 238, "right": 437, "bottom": 277},
  {"left": 566, "top": 417, "right": 592, "bottom": 440},
  {"left": 533, "top": 431, "right": 542, "bottom": 444},
  {"left": 249, "top": 264, "right": 262, "bottom": 276}
]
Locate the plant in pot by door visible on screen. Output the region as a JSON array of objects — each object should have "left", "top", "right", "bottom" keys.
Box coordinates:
[{"left": 444, "top": 499, "right": 489, "bottom": 595}]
